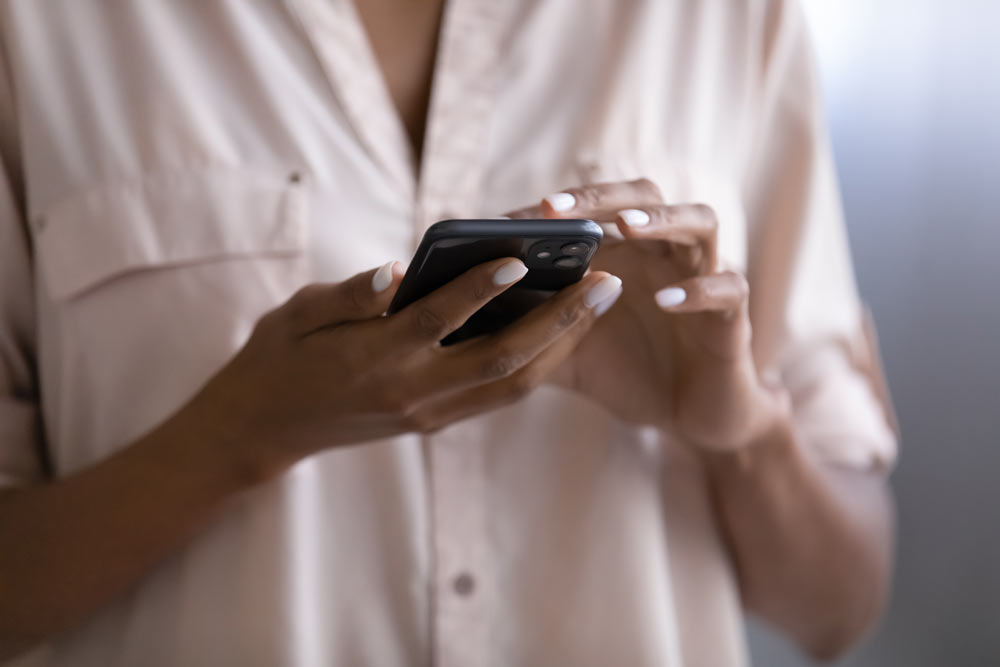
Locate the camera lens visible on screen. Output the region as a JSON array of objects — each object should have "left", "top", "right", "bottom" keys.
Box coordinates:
[
  {"left": 560, "top": 242, "right": 590, "bottom": 256},
  {"left": 553, "top": 255, "right": 583, "bottom": 269}
]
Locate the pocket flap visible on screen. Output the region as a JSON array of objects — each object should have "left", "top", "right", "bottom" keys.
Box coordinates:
[{"left": 34, "top": 166, "right": 307, "bottom": 300}]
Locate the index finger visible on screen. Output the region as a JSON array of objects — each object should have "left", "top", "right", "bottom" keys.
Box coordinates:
[
  {"left": 614, "top": 203, "right": 719, "bottom": 274},
  {"left": 541, "top": 178, "right": 664, "bottom": 218},
  {"left": 425, "top": 272, "right": 622, "bottom": 392},
  {"left": 386, "top": 257, "right": 530, "bottom": 349}
]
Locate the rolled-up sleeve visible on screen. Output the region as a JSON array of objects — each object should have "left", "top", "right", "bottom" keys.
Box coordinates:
[
  {"left": 743, "top": 0, "right": 898, "bottom": 471},
  {"left": 0, "top": 36, "right": 45, "bottom": 487}
]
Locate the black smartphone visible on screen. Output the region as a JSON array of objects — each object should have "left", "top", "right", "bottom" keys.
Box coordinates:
[{"left": 388, "top": 218, "right": 603, "bottom": 344}]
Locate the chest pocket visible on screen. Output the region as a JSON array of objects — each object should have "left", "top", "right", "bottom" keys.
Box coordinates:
[
  {"left": 30, "top": 165, "right": 312, "bottom": 469},
  {"left": 33, "top": 165, "right": 309, "bottom": 302},
  {"left": 573, "top": 152, "right": 749, "bottom": 273}
]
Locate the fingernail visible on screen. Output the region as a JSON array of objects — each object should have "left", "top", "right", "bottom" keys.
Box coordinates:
[
  {"left": 544, "top": 192, "right": 576, "bottom": 212},
  {"left": 493, "top": 260, "right": 529, "bottom": 285},
  {"left": 618, "top": 208, "right": 650, "bottom": 227},
  {"left": 594, "top": 285, "right": 623, "bottom": 316},
  {"left": 494, "top": 215, "right": 511, "bottom": 220},
  {"left": 585, "top": 275, "right": 623, "bottom": 308},
  {"left": 372, "top": 261, "right": 396, "bottom": 292},
  {"left": 655, "top": 287, "right": 687, "bottom": 308}
]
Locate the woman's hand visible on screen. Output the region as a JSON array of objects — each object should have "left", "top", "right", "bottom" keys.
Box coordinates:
[
  {"left": 188, "top": 258, "right": 622, "bottom": 477},
  {"left": 509, "top": 179, "right": 786, "bottom": 452},
  {"left": 0, "top": 256, "right": 625, "bottom": 656}
]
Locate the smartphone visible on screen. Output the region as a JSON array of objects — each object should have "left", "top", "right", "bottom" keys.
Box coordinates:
[{"left": 388, "top": 218, "right": 603, "bottom": 344}]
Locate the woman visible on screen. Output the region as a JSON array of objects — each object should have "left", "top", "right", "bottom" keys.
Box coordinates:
[{"left": 0, "top": 0, "right": 897, "bottom": 665}]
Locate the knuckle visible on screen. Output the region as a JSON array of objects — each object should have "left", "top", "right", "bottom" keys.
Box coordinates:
[
  {"left": 289, "top": 283, "right": 321, "bottom": 304},
  {"left": 574, "top": 186, "right": 602, "bottom": 209},
  {"left": 648, "top": 204, "right": 670, "bottom": 225},
  {"left": 632, "top": 177, "right": 663, "bottom": 201},
  {"left": 251, "top": 308, "right": 288, "bottom": 342},
  {"left": 255, "top": 307, "right": 283, "bottom": 333},
  {"left": 691, "top": 202, "right": 719, "bottom": 227},
  {"left": 283, "top": 285, "right": 319, "bottom": 325},
  {"left": 555, "top": 301, "right": 584, "bottom": 331},
  {"left": 412, "top": 306, "right": 449, "bottom": 340},
  {"left": 701, "top": 277, "right": 724, "bottom": 300},
  {"left": 727, "top": 271, "right": 751, "bottom": 298},
  {"left": 483, "top": 349, "right": 526, "bottom": 380}
]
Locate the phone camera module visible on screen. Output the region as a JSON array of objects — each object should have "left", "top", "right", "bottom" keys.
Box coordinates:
[
  {"left": 560, "top": 242, "right": 591, "bottom": 256},
  {"left": 553, "top": 255, "right": 584, "bottom": 269}
]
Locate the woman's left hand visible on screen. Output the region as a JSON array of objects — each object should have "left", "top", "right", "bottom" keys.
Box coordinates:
[{"left": 507, "top": 178, "right": 787, "bottom": 452}]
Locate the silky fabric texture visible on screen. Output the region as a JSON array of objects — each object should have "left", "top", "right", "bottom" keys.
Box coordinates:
[{"left": 0, "top": 0, "right": 897, "bottom": 665}]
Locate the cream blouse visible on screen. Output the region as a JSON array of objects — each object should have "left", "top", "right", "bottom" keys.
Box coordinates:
[{"left": 0, "top": 0, "right": 896, "bottom": 665}]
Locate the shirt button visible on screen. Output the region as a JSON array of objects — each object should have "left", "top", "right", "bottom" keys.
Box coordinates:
[
  {"left": 288, "top": 170, "right": 302, "bottom": 185},
  {"left": 452, "top": 572, "right": 476, "bottom": 597}
]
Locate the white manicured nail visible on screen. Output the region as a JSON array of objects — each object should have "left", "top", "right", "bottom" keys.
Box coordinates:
[
  {"left": 544, "top": 192, "right": 576, "bottom": 212},
  {"left": 594, "top": 285, "right": 623, "bottom": 317},
  {"left": 618, "top": 208, "right": 650, "bottom": 226},
  {"left": 372, "top": 261, "right": 396, "bottom": 292},
  {"left": 493, "top": 260, "right": 529, "bottom": 285},
  {"left": 494, "top": 215, "right": 511, "bottom": 219},
  {"left": 585, "top": 275, "right": 623, "bottom": 308},
  {"left": 655, "top": 287, "right": 687, "bottom": 308}
]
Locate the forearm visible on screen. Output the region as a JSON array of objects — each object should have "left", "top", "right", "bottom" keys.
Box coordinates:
[
  {"left": 701, "top": 416, "right": 894, "bottom": 660},
  {"left": 0, "top": 399, "right": 269, "bottom": 658}
]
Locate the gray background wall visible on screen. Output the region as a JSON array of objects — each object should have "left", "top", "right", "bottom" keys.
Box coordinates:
[{"left": 748, "top": 1, "right": 1000, "bottom": 665}]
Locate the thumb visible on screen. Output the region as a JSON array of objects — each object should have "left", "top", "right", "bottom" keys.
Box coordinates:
[{"left": 284, "top": 260, "right": 402, "bottom": 335}]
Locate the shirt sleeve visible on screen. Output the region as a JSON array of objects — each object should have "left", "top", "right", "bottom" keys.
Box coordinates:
[
  {"left": 742, "top": 0, "right": 898, "bottom": 471},
  {"left": 0, "top": 34, "right": 46, "bottom": 487}
]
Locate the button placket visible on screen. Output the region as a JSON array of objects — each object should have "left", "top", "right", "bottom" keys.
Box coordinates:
[
  {"left": 452, "top": 572, "right": 476, "bottom": 596},
  {"left": 414, "top": 1, "right": 511, "bottom": 234},
  {"left": 427, "top": 423, "right": 491, "bottom": 667},
  {"left": 411, "top": 1, "right": 514, "bottom": 664}
]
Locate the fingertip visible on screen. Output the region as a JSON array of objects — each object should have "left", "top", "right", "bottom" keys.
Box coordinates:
[
  {"left": 584, "top": 273, "right": 623, "bottom": 308},
  {"left": 542, "top": 192, "right": 576, "bottom": 217},
  {"left": 372, "top": 260, "right": 399, "bottom": 293},
  {"left": 654, "top": 286, "right": 687, "bottom": 310},
  {"left": 614, "top": 208, "right": 653, "bottom": 240},
  {"left": 587, "top": 269, "right": 617, "bottom": 283},
  {"left": 618, "top": 208, "right": 650, "bottom": 227},
  {"left": 593, "top": 283, "right": 623, "bottom": 317},
  {"left": 493, "top": 258, "right": 529, "bottom": 286},
  {"left": 582, "top": 269, "right": 614, "bottom": 288},
  {"left": 505, "top": 206, "right": 543, "bottom": 219}
]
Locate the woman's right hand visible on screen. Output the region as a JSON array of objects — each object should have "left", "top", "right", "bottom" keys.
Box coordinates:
[{"left": 185, "top": 258, "right": 623, "bottom": 479}]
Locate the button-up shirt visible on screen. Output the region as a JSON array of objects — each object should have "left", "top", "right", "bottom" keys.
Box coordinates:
[{"left": 0, "top": 0, "right": 897, "bottom": 665}]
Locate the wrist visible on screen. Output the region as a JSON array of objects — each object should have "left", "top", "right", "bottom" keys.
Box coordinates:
[
  {"left": 171, "top": 385, "right": 289, "bottom": 491},
  {"left": 697, "top": 401, "right": 799, "bottom": 479},
  {"left": 695, "top": 385, "right": 798, "bottom": 475}
]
